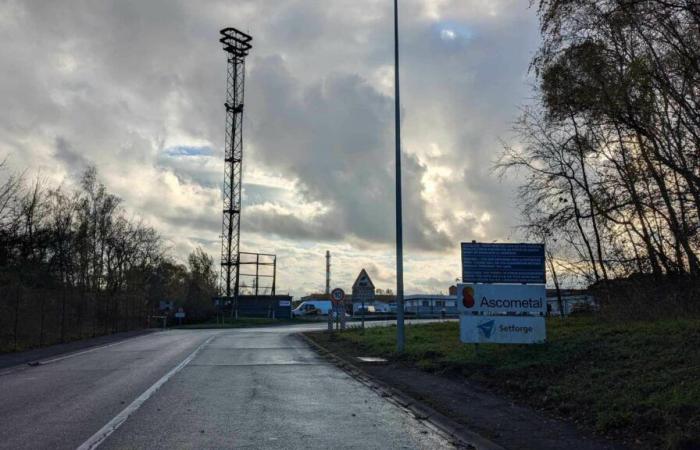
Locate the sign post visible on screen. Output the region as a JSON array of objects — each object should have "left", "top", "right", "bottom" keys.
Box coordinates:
[
  {"left": 175, "top": 308, "right": 186, "bottom": 326},
  {"left": 361, "top": 296, "right": 365, "bottom": 330},
  {"left": 340, "top": 299, "right": 347, "bottom": 330},
  {"left": 459, "top": 242, "right": 547, "bottom": 345},
  {"left": 330, "top": 288, "right": 345, "bottom": 333}
]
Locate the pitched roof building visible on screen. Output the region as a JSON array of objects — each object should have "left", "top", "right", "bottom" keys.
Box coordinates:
[
  {"left": 351, "top": 268, "right": 376, "bottom": 308},
  {"left": 352, "top": 268, "right": 375, "bottom": 291}
]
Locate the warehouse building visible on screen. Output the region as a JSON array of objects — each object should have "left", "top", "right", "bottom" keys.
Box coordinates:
[{"left": 403, "top": 294, "right": 458, "bottom": 315}]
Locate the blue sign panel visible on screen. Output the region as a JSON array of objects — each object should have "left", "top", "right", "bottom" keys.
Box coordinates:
[{"left": 461, "top": 242, "right": 545, "bottom": 284}]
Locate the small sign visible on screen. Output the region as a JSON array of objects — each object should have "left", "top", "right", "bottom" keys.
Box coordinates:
[
  {"left": 175, "top": 311, "right": 186, "bottom": 319},
  {"left": 457, "top": 284, "right": 546, "bottom": 315},
  {"left": 279, "top": 300, "right": 291, "bottom": 307},
  {"left": 330, "top": 288, "right": 345, "bottom": 304},
  {"left": 461, "top": 242, "right": 545, "bottom": 284},
  {"left": 460, "top": 315, "right": 546, "bottom": 344}
]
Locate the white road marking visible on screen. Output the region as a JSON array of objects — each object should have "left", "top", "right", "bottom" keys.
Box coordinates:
[
  {"left": 75, "top": 334, "right": 218, "bottom": 450},
  {"left": 0, "top": 335, "right": 152, "bottom": 377},
  {"left": 40, "top": 339, "right": 136, "bottom": 364}
]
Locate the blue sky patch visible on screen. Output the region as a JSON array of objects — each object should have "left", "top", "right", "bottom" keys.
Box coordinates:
[
  {"left": 434, "top": 21, "right": 474, "bottom": 42},
  {"left": 164, "top": 145, "right": 214, "bottom": 157}
]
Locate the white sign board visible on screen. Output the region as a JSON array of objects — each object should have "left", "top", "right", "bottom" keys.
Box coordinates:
[
  {"left": 457, "top": 284, "right": 546, "bottom": 315},
  {"left": 175, "top": 312, "right": 186, "bottom": 318},
  {"left": 279, "top": 300, "right": 291, "bottom": 307},
  {"left": 460, "top": 315, "right": 546, "bottom": 344}
]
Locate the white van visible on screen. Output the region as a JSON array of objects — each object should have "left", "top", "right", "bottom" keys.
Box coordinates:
[{"left": 292, "top": 300, "right": 333, "bottom": 317}]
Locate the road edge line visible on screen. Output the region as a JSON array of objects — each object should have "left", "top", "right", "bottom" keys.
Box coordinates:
[
  {"left": 40, "top": 334, "right": 151, "bottom": 365},
  {"left": 298, "top": 332, "right": 504, "bottom": 450},
  {"left": 76, "top": 334, "right": 217, "bottom": 450},
  {"left": 0, "top": 331, "right": 160, "bottom": 377}
]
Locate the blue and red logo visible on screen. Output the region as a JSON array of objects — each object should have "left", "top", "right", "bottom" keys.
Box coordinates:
[
  {"left": 462, "top": 286, "right": 475, "bottom": 308},
  {"left": 478, "top": 320, "right": 495, "bottom": 338}
]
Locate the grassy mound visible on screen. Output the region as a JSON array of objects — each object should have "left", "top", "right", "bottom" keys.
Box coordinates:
[{"left": 330, "top": 317, "right": 700, "bottom": 449}]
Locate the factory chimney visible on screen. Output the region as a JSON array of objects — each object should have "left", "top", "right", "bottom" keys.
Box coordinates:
[{"left": 325, "top": 251, "right": 331, "bottom": 295}]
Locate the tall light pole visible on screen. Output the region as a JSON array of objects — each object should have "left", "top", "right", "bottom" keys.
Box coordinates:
[{"left": 393, "top": 0, "right": 405, "bottom": 353}]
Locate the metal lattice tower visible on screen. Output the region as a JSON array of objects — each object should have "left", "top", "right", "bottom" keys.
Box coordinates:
[{"left": 219, "top": 27, "right": 252, "bottom": 301}]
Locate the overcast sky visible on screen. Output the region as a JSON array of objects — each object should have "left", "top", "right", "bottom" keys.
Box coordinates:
[{"left": 0, "top": 0, "right": 540, "bottom": 297}]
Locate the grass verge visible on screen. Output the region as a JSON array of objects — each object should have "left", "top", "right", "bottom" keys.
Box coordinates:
[{"left": 308, "top": 317, "right": 700, "bottom": 449}]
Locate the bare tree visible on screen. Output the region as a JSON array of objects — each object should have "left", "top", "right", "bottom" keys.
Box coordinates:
[{"left": 500, "top": 1, "right": 700, "bottom": 312}]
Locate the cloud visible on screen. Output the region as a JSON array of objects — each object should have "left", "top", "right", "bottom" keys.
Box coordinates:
[
  {"left": 246, "top": 56, "right": 453, "bottom": 251},
  {"left": 156, "top": 148, "right": 220, "bottom": 188},
  {"left": 165, "top": 146, "right": 214, "bottom": 157},
  {"left": 243, "top": 203, "right": 342, "bottom": 242},
  {"left": 0, "top": 0, "right": 540, "bottom": 297},
  {"left": 54, "top": 137, "right": 92, "bottom": 176}
]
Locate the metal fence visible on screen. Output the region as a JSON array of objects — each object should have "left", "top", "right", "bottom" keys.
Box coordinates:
[{"left": 0, "top": 285, "right": 150, "bottom": 352}]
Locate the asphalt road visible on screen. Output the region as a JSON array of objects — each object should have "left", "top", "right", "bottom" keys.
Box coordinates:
[{"left": 0, "top": 323, "right": 453, "bottom": 449}]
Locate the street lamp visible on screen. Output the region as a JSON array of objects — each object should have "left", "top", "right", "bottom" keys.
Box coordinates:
[{"left": 393, "top": 0, "right": 405, "bottom": 353}]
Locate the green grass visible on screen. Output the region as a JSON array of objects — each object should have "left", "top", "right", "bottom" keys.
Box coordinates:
[
  {"left": 317, "top": 317, "right": 700, "bottom": 449},
  {"left": 172, "top": 317, "right": 295, "bottom": 329}
]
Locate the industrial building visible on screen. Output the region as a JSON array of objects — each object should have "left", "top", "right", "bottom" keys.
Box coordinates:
[
  {"left": 403, "top": 294, "right": 458, "bottom": 315},
  {"left": 215, "top": 294, "right": 293, "bottom": 318}
]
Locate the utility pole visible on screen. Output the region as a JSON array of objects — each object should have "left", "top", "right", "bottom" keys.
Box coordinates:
[
  {"left": 254, "top": 253, "right": 260, "bottom": 300},
  {"left": 325, "top": 250, "right": 331, "bottom": 295},
  {"left": 393, "top": 0, "right": 405, "bottom": 353}
]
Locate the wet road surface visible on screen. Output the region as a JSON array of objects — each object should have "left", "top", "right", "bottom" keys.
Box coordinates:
[{"left": 0, "top": 323, "right": 453, "bottom": 449}]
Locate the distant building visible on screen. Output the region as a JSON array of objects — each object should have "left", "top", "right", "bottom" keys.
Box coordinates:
[
  {"left": 372, "top": 294, "right": 395, "bottom": 312},
  {"left": 351, "top": 269, "right": 376, "bottom": 313},
  {"left": 213, "top": 294, "right": 293, "bottom": 318},
  {"left": 403, "top": 294, "right": 457, "bottom": 315},
  {"left": 310, "top": 268, "right": 461, "bottom": 316},
  {"left": 236, "top": 294, "right": 293, "bottom": 318},
  {"left": 300, "top": 293, "right": 330, "bottom": 302}
]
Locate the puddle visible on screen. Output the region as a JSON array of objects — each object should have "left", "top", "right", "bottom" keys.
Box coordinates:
[{"left": 356, "top": 356, "right": 388, "bottom": 363}]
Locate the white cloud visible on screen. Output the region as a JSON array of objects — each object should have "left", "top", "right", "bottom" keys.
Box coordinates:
[
  {"left": 440, "top": 29, "right": 457, "bottom": 40},
  {"left": 0, "top": 0, "right": 540, "bottom": 297}
]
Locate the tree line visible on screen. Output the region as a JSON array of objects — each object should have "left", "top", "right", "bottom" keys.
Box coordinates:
[
  {"left": 0, "top": 164, "right": 217, "bottom": 351},
  {"left": 498, "top": 1, "right": 700, "bottom": 309}
]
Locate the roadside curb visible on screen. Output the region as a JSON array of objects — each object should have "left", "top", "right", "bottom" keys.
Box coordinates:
[{"left": 299, "top": 332, "right": 505, "bottom": 450}]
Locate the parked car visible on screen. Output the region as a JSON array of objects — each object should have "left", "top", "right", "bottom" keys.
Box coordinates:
[
  {"left": 354, "top": 305, "right": 376, "bottom": 315},
  {"left": 292, "top": 300, "right": 332, "bottom": 316}
]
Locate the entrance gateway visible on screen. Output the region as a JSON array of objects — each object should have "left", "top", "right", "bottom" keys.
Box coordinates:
[{"left": 458, "top": 242, "right": 546, "bottom": 344}]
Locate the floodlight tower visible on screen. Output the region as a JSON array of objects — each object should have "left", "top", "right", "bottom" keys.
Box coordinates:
[{"left": 219, "top": 27, "right": 252, "bottom": 304}]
